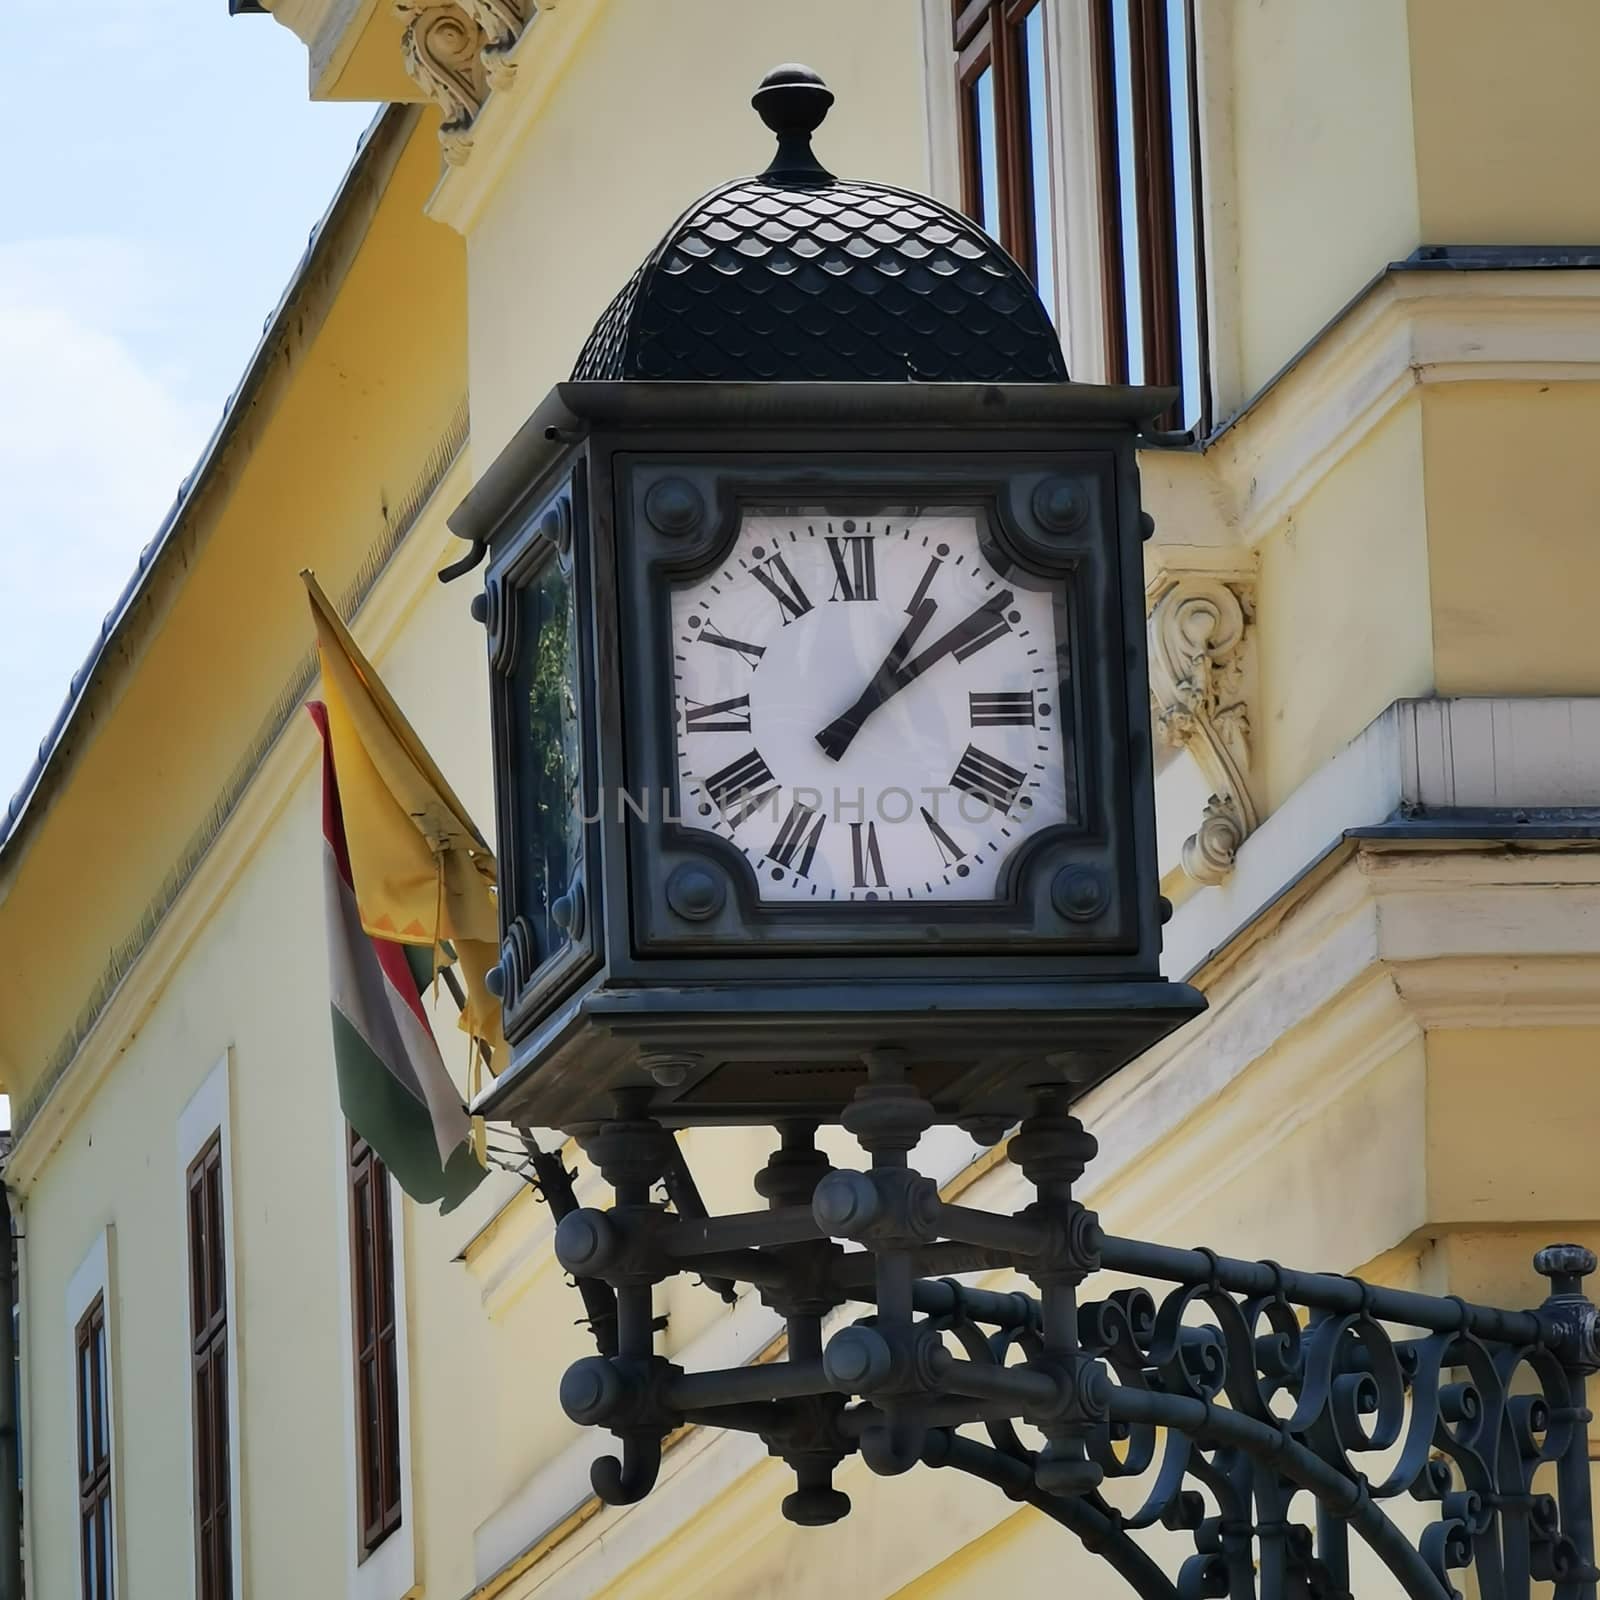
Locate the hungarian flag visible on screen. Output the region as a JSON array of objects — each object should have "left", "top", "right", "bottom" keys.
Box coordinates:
[
  {"left": 302, "top": 571, "right": 505, "bottom": 1068},
  {"left": 310, "top": 701, "right": 485, "bottom": 1212}
]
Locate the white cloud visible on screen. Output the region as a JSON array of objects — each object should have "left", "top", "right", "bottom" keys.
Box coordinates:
[{"left": 0, "top": 237, "right": 211, "bottom": 797}]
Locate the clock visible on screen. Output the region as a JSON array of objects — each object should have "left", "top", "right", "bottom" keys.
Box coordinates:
[
  {"left": 461, "top": 396, "right": 1200, "bottom": 1133},
  {"left": 670, "top": 507, "right": 1077, "bottom": 903}
]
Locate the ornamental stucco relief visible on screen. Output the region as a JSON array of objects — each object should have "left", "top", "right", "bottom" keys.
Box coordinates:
[
  {"left": 394, "top": 0, "right": 539, "bottom": 162},
  {"left": 1148, "top": 573, "right": 1257, "bottom": 886}
]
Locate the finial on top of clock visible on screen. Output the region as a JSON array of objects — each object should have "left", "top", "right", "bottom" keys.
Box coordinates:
[{"left": 752, "top": 63, "right": 835, "bottom": 183}]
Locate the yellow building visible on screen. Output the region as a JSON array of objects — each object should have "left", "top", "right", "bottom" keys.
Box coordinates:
[{"left": 5, "top": 0, "right": 1600, "bottom": 1595}]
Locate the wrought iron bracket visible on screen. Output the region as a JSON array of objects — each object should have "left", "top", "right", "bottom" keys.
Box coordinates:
[{"left": 527, "top": 1069, "right": 1599, "bottom": 1600}]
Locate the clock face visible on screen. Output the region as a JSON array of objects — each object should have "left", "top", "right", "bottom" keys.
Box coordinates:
[{"left": 670, "top": 508, "right": 1075, "bottom": 903}]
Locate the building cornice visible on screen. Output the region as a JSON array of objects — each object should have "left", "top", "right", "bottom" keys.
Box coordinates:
[{"left": 1141, "top": 264, "right": 1600, "bottom": 553}]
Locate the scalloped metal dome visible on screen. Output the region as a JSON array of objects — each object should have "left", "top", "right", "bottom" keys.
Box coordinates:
[{"left": 571, "top": 66, "right": 1067, "bottom": 384}]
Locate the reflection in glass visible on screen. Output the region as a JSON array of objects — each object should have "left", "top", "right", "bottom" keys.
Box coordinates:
[
  {"left": 511, "top": 554, "right": 581, "bottom": 966},
  {"left": 1167, "top": 0, "right": 1203, "bottom": 430},
  {"left": 1110, "top": 0, "right": 1145, "bottom": 384},
  {"left": 973, "top": 67, "right": 1002, "bottom": 243},
  {"left": 1021, "top": 7, "right": 1057, "bottom": 325}
]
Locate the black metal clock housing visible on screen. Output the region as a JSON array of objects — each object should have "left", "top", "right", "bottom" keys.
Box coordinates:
[{"left": 451, "top": 69, "right": 1201, "bottom": 1133}]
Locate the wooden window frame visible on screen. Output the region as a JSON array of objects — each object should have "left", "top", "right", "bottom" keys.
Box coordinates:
[
  {"left": 1087, "top": 0, "right": 1210, "bottom": 432},
  {"left": 75, "top": 1295, "right": 113, "bottom": 1600},
  {"left": 946, "top": 0, "right": 1211, "bottom": 430},
  {"left": 953, "top": 0, "right": 1051, "bottom": 286},
  {"left": 187, "top": 1133, "right": 231, "bottom": 1600},
  {"left": 347, "top": 1128, "right": 402, "bottom": 1558}
]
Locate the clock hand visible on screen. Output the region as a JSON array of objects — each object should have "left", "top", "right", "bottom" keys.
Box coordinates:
[
  {"left": 815, "top": 589, "right": 1015, "bottom": 761},
  {"left": 814, "top": 598, "right": 938, "bottom": 761}
]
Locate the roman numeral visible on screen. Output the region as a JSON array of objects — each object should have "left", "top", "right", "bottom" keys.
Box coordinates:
[
  {"left": 969, "top": 690, "right": 1035, "bottom": 727},
  {"left": 950, "top": 597, "right": 1011, "bottom": 662},
  {"left": 699, "top": 623, "right": 766, "bottom": 669},
  {"left": 684, "top": 694, "right": 752, "bottom": 733},
  {"left": 826, "top": 536, "right": 877, "bottom": 602},
  {"left": 751, "top": 552, "right": 813, "bottom": 624},
  {"left": 704, "top": 749, "right": 779, "bottom": 826},
  {"left": 920, "top": 805, "right": 966, "bottom": 869},
  {"left": 950, "top": 744, "right": 1026, "bottom": 818},
  {"left": 850, "top": 821, "right": 888, "bottom": 888},
  {"left": 907, "top": 555, "right": 942, "bottom": 615},
  {"left": 770, "top": 802, "right": 825, "bottom": 876}
]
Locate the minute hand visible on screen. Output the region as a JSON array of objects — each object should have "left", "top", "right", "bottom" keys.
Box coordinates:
[{"left": 815, "top": 589, "right": 1014, "bottom": 761}]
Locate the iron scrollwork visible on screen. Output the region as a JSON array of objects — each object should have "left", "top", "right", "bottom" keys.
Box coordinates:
[{"left": 535, "top": 1065, "right": 1599, "bottom": 1600}]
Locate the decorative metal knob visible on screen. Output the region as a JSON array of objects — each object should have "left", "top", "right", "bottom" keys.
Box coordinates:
[
  {"left": 551, "top": 873, "right": 585, "bottom": 939},
  {"left": 643, "top": 477, "right": 704, "bottom": 537},
  {"left": 824, "top": 1325, "right": 894, "bottom": 1392},
  {"left": 665, "top": 862, "right": 725, "bottom": 921},
  {"left": 1535, "top": 1244, "right": 1598, "bottom": 1283},
  {"left": 751, "top": 63, "right": 833, "bottom": 136},
  {"left": 752, "top": 64, "right": 834, "bottom": 182},
  {"left": 1032, "top": 476, "right": 1089, "bottom": 534},
  {"left": 1052, "top": 864, "right": 1108, "bottom": 922},
  {"left": 813, "top": 1169, "right": 882, "bottom": 1235},
  {"left": 560, "top": 1355, "right": 625, "bottom": 1425},
  {"left": 554, "top": 1208, "right": 619, "bottom": 1275}
]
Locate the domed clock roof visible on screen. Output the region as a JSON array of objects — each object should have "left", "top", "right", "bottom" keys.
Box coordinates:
[{"left": 571, "top": 65, "right": 1067, "bottom": 385}]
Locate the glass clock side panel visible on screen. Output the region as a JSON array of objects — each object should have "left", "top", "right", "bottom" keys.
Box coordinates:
[{"left": 507, "top": 551, "right": 582, "bottom": 965}]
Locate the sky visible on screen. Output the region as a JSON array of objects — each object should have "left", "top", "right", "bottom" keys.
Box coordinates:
[{"left": 0, "top": 1, "right": 376, "bottom": 807}]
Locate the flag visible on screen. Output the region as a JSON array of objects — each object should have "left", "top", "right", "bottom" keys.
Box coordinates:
[
  {"left": 301, "top": 571, "right": 505, "bottom": 1067},
  {"left": 310, "top": 701, "right": 485, "bottom": 1212}
]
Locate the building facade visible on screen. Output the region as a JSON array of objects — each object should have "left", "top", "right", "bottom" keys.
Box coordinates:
[{"left": 4, "top": 0, "right": 1600, "bottom": 1594}]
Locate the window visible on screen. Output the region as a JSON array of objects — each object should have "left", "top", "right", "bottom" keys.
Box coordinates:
[
  {"left": 347, "top": 1129, "right": 401, "bottom": 1557},
  {"left": 954, "top": 0, "right": 1060, "bottom": 323},
  {"left": 1087, "top": 0, "right": 1207, "bottom": 430},
  {"left": 949, "top": 0, "right": 1209, "bottom": 433},
  {"left": 186, "top": 1135, "right": 231, "bottom": 1600},
  {"left": 178, "top": 1055, "right": 241, "bottom": 1598},
  {"left": 74, "top": 1296, "right": 112, "bottom": 1600}
]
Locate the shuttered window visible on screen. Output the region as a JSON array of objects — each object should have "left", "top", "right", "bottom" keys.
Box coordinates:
[
  {"left": 348, "top": 1128, "right": 402, "bottom": 1556},
  {"left": 187, "top": 1133, "right": 231, "bottom": 1599},
  {"left": 75, "top": 1295, "right": 113, "bottom": 1600}
]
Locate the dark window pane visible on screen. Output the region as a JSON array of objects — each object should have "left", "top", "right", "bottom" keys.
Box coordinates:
[
  {"left": 188, "top": 1185, "right": 206, "bottom": 1336},
  {"left": 187, "top": 1136, "right": 231, "bottom": 1600},
  {"left": 78, "top": 1340, "right": 92, "bottom": 1478},
  {"left": 348, "top": 1138, "right": 403, "bottom": 1557}
]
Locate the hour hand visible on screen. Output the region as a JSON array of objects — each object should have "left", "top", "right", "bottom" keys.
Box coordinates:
[{"left": 815, "top": 599, "right": 937, "bottom": 761}]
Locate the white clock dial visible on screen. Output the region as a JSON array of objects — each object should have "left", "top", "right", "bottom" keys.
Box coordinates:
[{"left": 670, "top": 509, "right": 1072, "bottom": 903}]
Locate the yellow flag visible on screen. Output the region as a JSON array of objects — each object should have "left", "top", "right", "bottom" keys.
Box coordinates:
[{"left": 303, "top": 571, "right": 506, "bottom": 1068}]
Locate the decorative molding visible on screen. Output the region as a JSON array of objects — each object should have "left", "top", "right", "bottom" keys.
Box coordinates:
[
  {"left": 465, "top": 0, "right": 532, "bottom": 88},
  {"left": 396, "top": 2, "right": 488, "bottom": 163},
  {"left": 391, "top": 0, "right": 542, "bottom": 165},
  {"left": 1147, "top": 571, "right": 1257, "bottom": 885},
  {"left": 423, "top": 0, "right": 596, "bottom": 237},
  {"left": 1198, "top": 271, "right": 1600, "bottom": 548}
]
